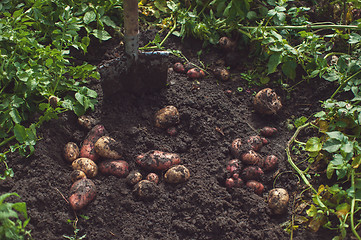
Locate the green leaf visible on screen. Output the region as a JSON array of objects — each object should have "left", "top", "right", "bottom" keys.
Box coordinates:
[
  {"left": 267, "top": 52, "right": 282, "bottom": 74},
  {"left": 9, "top": 109, "right": 22, "bottom": 124},
  {"left": 91, "top": 29, "right": 111, "bottom": 41},
  {"left": 13, "top": 124, "right": 27, "bottom": 144},
  {"left": 84, "top": 11, "right": 96, "bottom": 24},
  {"left": 323, "top": 71, "right": 340, "bottom": 82},
  {"left": 326, "top": 131, "right": 345, "bottom": 141},
  {"left": 100, "top": 16, "right": 116, "bottom": 28},
  {"left": 323, "top": 138, "right": 342, "bottom": 153},
  {"left": 282, "top": 60, "right": 297, "bottom": 80},
  {"left": 326, "top": 163, "right": 334, "bottom": 179},
  {"left": 0, "top": 193, "right": 20, "bottom": 205},
  {"left": 305, "top": 137, "right": 322, "bottom": 152},
  {"left": 331, "top": 154, "right": 344, "bottom": 166},
  {"left": 341, "top": 141, "right": 354, "bottom": 154}
]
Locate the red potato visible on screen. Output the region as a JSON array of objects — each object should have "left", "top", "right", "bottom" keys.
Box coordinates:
[
  {"left": 230, "top": 138, "right": 243, "bottom": 158},
  {"left": 173, "top": 62, "right": 186, "bottom": 73},
  {"left": 263, "top": 155, "right": 278, "bottom": 172},
  {"left": 64, "top": 142, "right": 80, "bottom": 163},
  {"left": 246, "top": 135, "right": 264, "bottom": 152},
  {"left": 70, "top": 170, "right": 87, "bottom": 183},
  {"left": 184, "top": 62, "right": 194, "bottom": 72},
  {"left": 68, "top": 178, "right": 96, "bottom": 211},
  {"left": 164, "top": 165, "right": 190, "bottom": 184},
  {"left": 260, "top": 126, "right": 278, "bottom": 137},
  {"left": 225, "top": 177, "right": 243, "bottom": 189},
  {"left": 94, "top": 136, "right": 122, "bottom": 159},
  {"left": 241, "top": 150, "right": 264, "bottom": 167},
  {"left": 98, "top": 160, "right": 129, "bottom": 178},
  {"left": 246, "top": 180, "right": 264, "bottom": 195},
  {"left": 136, "top": 150, "right": 181, "bottom": 171},
  {"left": 72, "top": 158, "right": 98, "bottom": 178},
  {"left": 242, "top": 166, "right": 264, "bottom": 181},
  {"left": 155, "top": 106, "right": 180, "bottom": 129},
  {"left": 146, "top": 173, "right": 159, "bottom": 184},
  {"left": 226, "top": 159, "right": 240, "bottom": 175},
  {"left": 80, "top": 125, "right": 107, "bottom": 162},
  {"left": 187, "top": 68, "right": 206, "bottom": 79},
  {"left": 253, "top": 88, "right": 282, "bottom": 115},
  {"left": 166, "top": 126, "right": 177, "bottom": 136},
  {"left": 261, "top": 137, "right": 268, "bottom": 145},
  {"left": 126, "top": 171, "right": 142, "bottom": 185}
]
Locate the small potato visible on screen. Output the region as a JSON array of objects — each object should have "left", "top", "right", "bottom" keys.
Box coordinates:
[
  {"left": 218, "top": 37, "right": 237, "bottom": 51},
  {"left": 133, "top": 180, "right": 159, "bottom": 200},
  {"left": 126, "top": 171, "right": 142, "bottom": 185},
  {"left": 146, "top": 173, "right": 159, "bottom": 184},
  {"left": 260, "top": 126, "right": 278, "bottom": 137},
  {"left": 78, "top": 115, "right": 98, "bottom": 130},
  {"left": 48, "top": 96, "right": 58, "bottom": 108},
  {"left": 242, "top": 166, "right": 264, "bottom": 181},
  {"left": 173, "top": 62, "right": 186, "bottom": 73},
  {"left": 183, "top": 62, "right": 194, "bottom": 72},
  {"left": 263, "top": 155, "right": 278, "bottom": 172},
  {"left": 226, "top": 159, "right": 240, "bottom": 175},
  {"left": 213, "top": 68, "right": 230, "bottom": 81},
  {"left": 164, "top": 165, "right": 190, "bottom": 184},
  {"left": 225, "top": 177, "right": 243, "bottom": 189},
  {"left": 230, "top": 138, "right": 243, "bottom": 158},
  {"left": 80, "top": 125, "right": 107, "bottom": 162},
  {"left": 64, "top": 142, "right": 80, "bottom": 163},
  {"left": 136, "top": 150, "right": 181, "bottom": 171},
  {"left": 246, "top": 180, "right": 264, "bottom": 195},
  {"left": 253, "top": 88, "right": 282, "bottom": 115},
  {"left": 70, "top": 170, "right": 87, "bottom": 183},
  {"left": 268, "top": 188, "right": 289, "bottom": 214},
  {"left": 166, "top": 126, "right": 177, "bottom": 136},
  {"left": 187, "top": 68, "right": 206, "bottom": 79},
  {"left": 241, "top": 150, "right": 264, "bottom": 167},
  {"left": 69, "top": 178, "right": 96, "bottom": 211},
  {"left": 246, "top": 135, "right": 264, "bottom": 152},
  {"left": 94, "top": 136, "right": 122, "bottom": 159},
  {"left": 155, "top": 106, "right": 180, "bottom": 129},
  {"left": 72, "top": 158, "right": 98, "bottom": 178},
  {"left": 98, "top": 160, "right": 129, "bottom": 178}
]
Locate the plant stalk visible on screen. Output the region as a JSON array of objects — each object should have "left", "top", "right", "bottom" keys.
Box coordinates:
[
  {"left": 350, "top": 169, "right": 361, "bottom": 240},
  {"left": 239, "top": 24, "right": 359, "bottom": 31}
]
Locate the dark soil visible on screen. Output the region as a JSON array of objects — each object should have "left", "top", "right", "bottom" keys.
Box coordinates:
[{"left": 0, "top": 32, "right": 339, "bottom": 240}]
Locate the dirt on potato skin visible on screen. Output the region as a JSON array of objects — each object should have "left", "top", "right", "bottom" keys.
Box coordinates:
[{"left": 0, "top": 33, "right": 339, "bottom": 240}]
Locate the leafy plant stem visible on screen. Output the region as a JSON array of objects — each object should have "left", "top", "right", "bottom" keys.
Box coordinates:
[
  {"left": 330, "top": 68, "right": 361, "bottom": 99},
  {"left": 0, "top": 136, "right": 15, "bottom": 148},
  {"left": 350, "top": 169, "right": 361, "bottom": 240},
  {"left": 239, "top": 24, "right": 360, "bottom": 31}
]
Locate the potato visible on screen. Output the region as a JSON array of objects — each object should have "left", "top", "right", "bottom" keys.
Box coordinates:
[
  {"left": 70, "top": 170, "right": 87, "bottom": 183},
  {"left": 225, "top": 177, "right": 243, "bottom": 189},
  {"left": 246, "top": 180, "right": 264, "bottom": 195},
  {"left": 72, "top": 158, "right": 98, "bottom": 178},
  {"left": 230, "top": 138, "right": 243, "bottom": 158},
  {"left": 154, "top": 106, "right": 180, "bottom": 129},
  {"left": 126, "top": 171, "right": 142, "bottom": 186},
  {"left": 98, "top": 160, "right": 129, "bottom": 178},
  {"left": 183, "top": 62, "right": 194, "bottom": 72},
  {"left": 268, "top": 188, "right": 289, "bottom": 214},
  {"left": 164, "top": 165, "right": 190, "bottom": 184},
  {"left": 213, "top": 68, "right": 230, "bottom": 82},
  {"left": 166, "top": 126, "right": 177, "bottom": 136},
  {"left": 226, "top": 159, "right": 240, "bottom": 175},
  {"left": 80, "top": 125, "right": 107, "bottom": 162},
  {"left": 136, "top": 150, "right": 181, "bottom": 171},
  {"left": 241, "top": 150, "right": 264, "bottom": 167},
  {"left": 263, "top": 155, "right": 278, "bottom": 172},
  {"left": 246, "top": 135, "right": 264, "bottom": 152},
  {"left": 260, "top": 126, "right": 278, "bottom": 137},
  {"left": 241, "top": 166, "right": 264, "bottom": 181},
  {"left": 78, "top": 115, "right": 98, "bottom": 130},
  {"left": 94, "top": 136, "right": 122, "bottom": 159},
  {"left": 64, "top": 142, "right": 80, "bottom": 163},
  {"left": 146, "top": 173, "right": 159, "bottom": 184},
  {"left": 173, "top": 62, "right": 186, "bottom": 73},
  {"left": 253, "top": 88, "right": 282, "bottom": 115},
  {"left": 133, "top": 180, "right": 159, "bottom": 200},
  {"left": 218, "top": 37, "right": 237, "bottom": 51},
  {"left": 187, "top": 68, "right": 206, "bottom": 79},
  {"left": 48, "top": 95, "right": 58, "bottom": 108},
  {"left": 69, "top": 178, "right": 96, "bottom": 211}
]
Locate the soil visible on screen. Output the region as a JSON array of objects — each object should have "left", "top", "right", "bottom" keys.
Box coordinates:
[{"left": 0, "top": 32, "right": 342, "bottom": 240}]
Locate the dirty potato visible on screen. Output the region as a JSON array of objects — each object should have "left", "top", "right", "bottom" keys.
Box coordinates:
[
  {"left": 268, "top": 188, "right": 289, "bottom": 214},
  {"left": 187, "top": 68, "right": 206, "bottom": 79},
  {"left": 241, "top": 166, "right": 264, "bottom": 181},
  {"left": 126, "top": 171, "right": 143, "bottom": 185},
  {"left": 263, "top": 155, "right": 278, "bottom": 172},
  {"left": 69, "top": 178, "right": 96, "bottom": 211},
  {"left": 253, "top": 88, "right": 282, "bottom": 115},
  {"left": 72, "top": 158, "right": 98, "bottom": 178},
  {"left": 146, "top": 173, "right": 159, "bottom": 184},
  {"left": 246, "top": 180, "right": 264, "bottom": 195},
  {"left": 78, "top": 115, "right": 98, "bottom": 130},
  {"left": 80, "top": 124, "right": 107, "bottom": 162},
  {"left": 218, "top": 36, "right": 237, "bottom": 51},
  {"left": 225, "top": 177, "right": 243, "bottom": 189},
  {"left": 64, "top": 142, "right": 80, "bottom": 163},
  {"left": 213, "top": 68, "right": 230, "bottom": 81},
  {"left": 133, "top": 180, "right": 159, "bottom": 200},
  {"left": 70, "top": 170, "right": 87, "bottom": 183},
  {"left": 154, "top": 106, "right": 180, "bottom": 129},
  {"left": 164, "top": 165, "right": 190, "bottom": 184},
  {"left": 230, "top": 138, "right": 243, "bottom": 158},
  {"left": 245, "top": 135, "right": 264, "bottom": 152},
  {"left": 241, "top": 150, "right": 263, "bottom": 167},
  {"left": 94, "top": 136, "right": 122, "bottom": 159},
  {"left": 260, "top": 126, "right": 278, "bottom": 137},
  {"left": 136, "top": 150, "right": 181, "bottom": 171},
  {"left": 98, "top": 160, "right": 129, "bottom": 178}
]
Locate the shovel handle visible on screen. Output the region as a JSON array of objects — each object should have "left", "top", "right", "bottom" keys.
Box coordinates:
[{"left": 124, "top": 0, "right": 139, "bottom": 60}]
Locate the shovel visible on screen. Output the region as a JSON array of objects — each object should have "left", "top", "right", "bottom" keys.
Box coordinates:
[{"left": 99, "top": 0, "right": 168, "bottom": 96}]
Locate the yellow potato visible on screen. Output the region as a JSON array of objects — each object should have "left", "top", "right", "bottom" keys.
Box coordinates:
[
  {"left": 94, "top": 136, "right": 122, "bottom": 159},
  {"left": 268, "top": 188, "right": 289, "bottom": 214},
  {"left": 63, "top": 142, "right": 80, "bottom": 163},
  {"left": 70, "top": 170, "right": 87, "bottom": 183},
  {"left": 164, "top": 165, "right": 190, "bottom": 184},
  {"left": 72, "top": 158, "right": 98, "bottom": 178},
  {"left": 154, "top": 106, "right": 180, "bottom": 128}
]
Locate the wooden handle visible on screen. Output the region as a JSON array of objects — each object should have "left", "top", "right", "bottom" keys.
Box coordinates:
[{"left": 124, "top": 0, "right": 139, "bottom": 37}]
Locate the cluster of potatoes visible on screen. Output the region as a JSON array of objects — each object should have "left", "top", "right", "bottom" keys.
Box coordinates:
[{"left": 63, "top": 106, "right": 190, "bottom": 210}]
